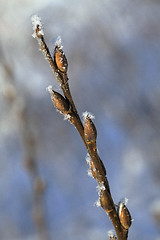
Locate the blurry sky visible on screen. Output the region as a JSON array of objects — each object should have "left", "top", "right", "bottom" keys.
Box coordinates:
[{"left": 0, "top": 0, "right": 160, "bottom": 239}]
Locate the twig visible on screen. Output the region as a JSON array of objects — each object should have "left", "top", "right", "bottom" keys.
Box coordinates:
[
  {"left": 31, "top": 15, "right": 132, "bottom": 240},
  {"left": 2, "top": 60, "right": 49, "bottom": 240}
]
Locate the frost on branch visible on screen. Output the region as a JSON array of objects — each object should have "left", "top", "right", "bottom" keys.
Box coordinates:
[
  {"left": 31, "top": 15, "right": 44, "bottom": 39},
  {"left": 85, "top": 153, "right": 91, "bottom": 165},
  {"left": 108, "top": 230, "right": 117, "bottom": 239},
  {"left": 96, "top": 181, "right": 106, "bottom": 196},
  {"left": 94, "top": 198, "right": 101, "bottom": 208},
  {"left": 46, "top": 85, "right": 53, "bottom": 94},
  {"left": 55, "top": 36, "right": 63, "bottom": 50}
]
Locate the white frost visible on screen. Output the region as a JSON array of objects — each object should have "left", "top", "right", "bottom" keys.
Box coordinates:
[
  {"left": 108, "top": 230, "right": 116, "bottom": 238},
  {"left": 120, "top": 197, "right": 128, "bottom": 205},
  {"left": 96, "top": 181, "right": 105, "bottom": 195},
  {"left": 55, "top": 36, "right": 63, "bottom": 49},
  {"left": 94, "top": 198, "right": 101, "bottom": 208},
  {"left": 87, "top": 169, "right": 93, "bottom": 178},
  {"left": 46, "top": 85, "right": 53, "bottom": 93},
  {"left": 82, "top": 111, "right": 95, "bottom": 122},
  {"left": 31, "top": 15, "right": 44, "bottom": 38},
  {"left": 64, "top": 114, "right": 71, "bottom": 121},
  {"left": 85, "top": 153, "right": 91, "bottom": 165}
]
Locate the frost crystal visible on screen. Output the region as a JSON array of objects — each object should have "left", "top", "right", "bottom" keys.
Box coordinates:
[
  {"left": 64, "top": 114, "right": 71, "bottom": 121},
  {"left": 31, "top": 15, "right": 44, "bottom": 38},
  {"left": 96, "top": 182, "right": 105, "bottom": 195},
  {"left": 55, "top": 36, "right": 63, "bottom": 49},
  {"left": 87, "top": 169, "right": 93, "bottom": 178},
  {"left": 94, "top": 198, "right": 101, "bottom": 208},
  {"left": 82, "top": 111, "right": 95, "bottom": 122},
  {"left": 120, "top": 197, "right": 128, "bottom": 205},
  {"left": 85, "top": 153, "right": 91, "bottom": 165},
  {"left": 46, "top": 85, "right": 53, "bottom": 93},
  {"left": 108, "top": 230, "right": 116, "bottom": 239}
]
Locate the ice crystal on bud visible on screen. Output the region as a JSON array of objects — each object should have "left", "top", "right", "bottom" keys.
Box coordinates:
[
  {"left": 87, "top": 169, "right": 93, "bottom": 178},
  {"left": 31, "top": 15, "right": 44, "bottom": 38},
  {"left": 108, "top": 230, "right": 116, "bottom": 239},
  {"left": 55, "top": 36, "right": 63, "bottom": 50},
  {"left": 120, "top": 197, "right": 128, "bottom": 205},
  {"left": 85, "top": 153, "right": 91, "bottom": 165},
  {"left": 64, "top": 114, "right": 71, "bottom": 121},
  {"left": 94, "top": 198, "right": 101, "bottom": 208},
  {"left": 46, "top": 85, "right": 53, "bottom": 93},
  {"left": 82, "top": 111, "right": 95, "bottom": 122},
  {"left": 96, "top": 182, "right": 105, "bottom": 195}
]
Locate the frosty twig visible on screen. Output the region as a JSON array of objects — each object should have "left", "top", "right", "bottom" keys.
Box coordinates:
[{"left": 31, "top": 15, "right": 132, "bottom": 240}]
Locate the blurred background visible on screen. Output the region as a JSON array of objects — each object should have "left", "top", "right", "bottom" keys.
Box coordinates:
[{"left": 0, "top": 0, "right": 160, "bottom": 239}]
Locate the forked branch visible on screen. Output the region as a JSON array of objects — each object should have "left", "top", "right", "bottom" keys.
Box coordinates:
[{"left": 31, "top": 15, "right": 132, "bottom": 240}]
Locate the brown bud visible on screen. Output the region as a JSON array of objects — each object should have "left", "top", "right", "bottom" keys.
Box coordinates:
[
  {"left": 100, "top": 189, "right": 113, "bottom": 212},
  {"left": 84, "top": 116, "right": 97, "bottom": 143},
  {"left": 50, "top": 90, "right": 69, "bottom": 114},
  {"left": 118, "top": 201, "right": 132, "bottom": 230},
  {"left": 54, "top": 45, "right": 68, "bottom": 73}
]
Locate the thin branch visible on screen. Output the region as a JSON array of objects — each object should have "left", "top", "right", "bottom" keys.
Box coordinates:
[
  {"left": 31, "top": 15, "right": 132, "bottom": 240},
  {"left": 2, "top": 58, "right": 49, "bottom": 240}
]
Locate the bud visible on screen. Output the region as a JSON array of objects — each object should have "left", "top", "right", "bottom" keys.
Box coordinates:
[
  {"left": 50, "top": 90, "right": 69, "bottom": 114},
  {"left": 84, "top": 116, "right": 97, "bottom": 143},
  {"left": 100, "top": 189, "right": 113, "bottom": 212},
  {"left": 54, "top": 45, "right": 68, "bottom": 73},
  {"left": 118, "top": 201, "right": 132, "bottom": 230}
]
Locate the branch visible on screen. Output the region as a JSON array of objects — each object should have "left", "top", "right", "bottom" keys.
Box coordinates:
[{"left": 31, "top": 15, "right": 132, "bottom": 240}]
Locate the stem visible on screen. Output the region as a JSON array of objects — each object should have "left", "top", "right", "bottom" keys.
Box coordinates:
[{"left": 31, "top": 17, "right": 131, "bottom": 239}]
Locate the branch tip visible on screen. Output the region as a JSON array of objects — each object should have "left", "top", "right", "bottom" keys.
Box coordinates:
[
  {"left": 55, "top": 36, "right": 63, "bottom": 49},
  {"left": 31, "top": 15, "right": 44, "bottom": 39}
]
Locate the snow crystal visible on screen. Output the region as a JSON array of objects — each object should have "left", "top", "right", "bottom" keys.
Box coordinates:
[
  {"left": 46, "top": 85, "right": 53, "bottom": 93},
  {"left": 96, "top": 182, "right": 105, "bottom": 195},
  {"left": 55, "top": 36, "right": 63, "bottom": 49},
  {"left": 85, "top": 153, "right": 91, "bottom": 165},
  {"left": 64, "top": 114, "right": 71, "bottom": 121},
  {"left": 94, "top": 198, "right": 101, "bottom": 208},
  {"left": 87, "top": 169, "right": 93, "bottom": 178},
  {"left": 108, "top": 230, "right": 116, "bottom": 238},
  {"left": 87, "top": 169, "right": 93, "bottom": 177},
  {"left": 120, "top": 197, "right": 128, "bottom": 205},
  {"left": 82, "top": 111, "right": 95, "bottom": 122},
  {"left": 31, "top": 15, "right": 44, "bottom": 38}
]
